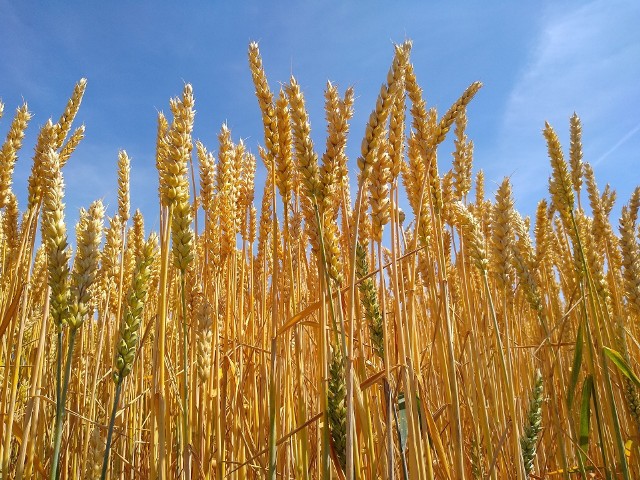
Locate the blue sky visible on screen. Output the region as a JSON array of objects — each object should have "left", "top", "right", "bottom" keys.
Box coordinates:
[{"left": 1, "top": 1, "right": 639, "bottom": 232}]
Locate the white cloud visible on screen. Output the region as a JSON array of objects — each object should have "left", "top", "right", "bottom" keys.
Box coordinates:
[{"left": 491, "top": 0, "right": 640, "bottom": 212}]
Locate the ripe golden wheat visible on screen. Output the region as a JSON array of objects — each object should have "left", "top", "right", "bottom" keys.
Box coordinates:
[{"left": 0, "top": 41, "right": 639, "bottom": 480}]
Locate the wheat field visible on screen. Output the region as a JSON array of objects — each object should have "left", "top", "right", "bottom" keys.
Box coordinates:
[{"left": 0, "top": 41, "right": 639, "bottom": 480}]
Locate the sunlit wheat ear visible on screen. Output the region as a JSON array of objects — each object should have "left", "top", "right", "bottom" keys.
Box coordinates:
[
  {"left": 117, "top": 150, "right": 131, "bottom": 223},
  {"left": 453, "top": 201, "right": 488, "bottom": 273},
  {"left": 69, "top": 199, "right": 105, "bottom": 329},
  {"left": 324, "top": 84, "right": 354, "bottom": 216},
  {"left": 2, "top": 192, "right": 19, "bottom": 263},
  {"left": 197, "top": 140, "right": 216, "bottom": 214},
  {"left": 27, "top": 119, "right": 57, "bottom": 210},
  {"left": 155, "top": 111, "right": 169, "bottom": 200},
  {"left": 452, "top": 106, "right": 473, "bottom": 200},
  {"left": 41, "top": 148, "right": 71, "bottom": 330},
  {"left": 544, "top": 121, "right": 575, "bottom": 227},
  {"left": 285, "top": 76, "right": 322, "bottom": 252},
  {"left": 369, "top": 142, "right": 392, "bottom": 243},
  {"left": 0, "top": 103, "right": 31, "bottom": 209},
  {"left": 274, "top": 89, "right": 293, "bottom": 208},
  {"left": 583, "top": 164, "right": 607, "bottom": 240},
  {"left": 160, "top": 84, "right": 193, "bottom": 209},
  {"left": 58, "top": 125, "right": 85, "bottom": 169},
  {"left": 441, "top": 171, "right": 455, "bottom": 226},
  {"left": 100, "top": 214, "right": 123, "bottom": 297},
  {"left": 619, "top": 201, "right": 640, "bottom": 316},
  {"left": 248, "top": 41, "right": 279, "bottom": 162},
  {"left": 238, "top": 150, "right": 256, "bottom": 240},
  {"left": 521, "top": 369, "right": 543, "bottom": 476},
  {"left": 569, "top": 112, "right": 583, "bottom": 199},
  {"left": 512, "top": 212, "right": 543, "bottom": 313},
  {"left": 490, "top": 177, "right": 515, "bottom": 289},
  {"left": 216, "top": 124, "right": 239, "bottom": 259},
  {"left": 432, "top": 81, "right": 482, "bottom": 149},
  {"left": 54, "top": 78, "right": 87, "bottom": 149},
  {"left": 358, "top": 43, "right": 409, "bottom": 175}
]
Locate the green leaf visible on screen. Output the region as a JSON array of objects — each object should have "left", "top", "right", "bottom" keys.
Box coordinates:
[
  {"left": 568, "top": 321, "right": 584, "bottom": 407},
  {"left": 578, "top": 375, "right": 593, "bottom": 465},
  {"left": 603, "top": 347, "right": 640, "bottom": 388},
  {"left": 397, "top": 392, "right": 408, "bottom": 453}
]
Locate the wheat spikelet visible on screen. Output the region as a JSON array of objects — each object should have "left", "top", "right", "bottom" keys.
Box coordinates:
[
  {"left": 58, "top": 125, "right": 85, "bottom": 168},
  {"left": 358, "top": 42, "right": 409, "bottom": 175},
  {"left": 441, "top": 170, "right": 455, "bottom": 226},
  {"left": 172, "top": 195, "right": 194, "bottom": 272},
  {"left": 544, "top": 122, "right": 575, "bottom": 229},
  {"left": 453, "top": 201, "right": 488, "bottom": 273},
  {"left": 452, "top": 107, "right": 473, "bottom": 200},
  {"left": 402, "top": 126, "right": 434, "bottom": 246},
  {"left": 615, "top": 322, "right": 640, "bottom": 427},
  {"left": 0, "top": 103, "right": 31, "bottom": 208},
  {"left": 155, "top": 111, "right": 170, "bottom": 200},
  {"left": 355, "top": 243, "right": 384, "bottom": 359},
  {"left": 569, "top": 113, "right": 584, "bottom": 199},
  {"left": 248, "top": 41, "right": 279, "bottom": 162},
  {"left": 54, "top": 78, "right": 87, "bottom": 149},
  {"left": 27, "top": 119, "right": 57, "bottom": 210},
  {"left": 238, "top": 146, "right": 256, "bottom": 240},
  {"left": 602, "top": 184, "right": 617, "bottom": 216},
  {"left": 520, "top": 369, "right": 543, "bottom": 476},
  {"left": 69, "top": 199, "right": 104, "bottom": 329},
  {"left": 41, "top": 149, "right": 71, "bottom": 329},
  {"left": 249, "top": 204, "right": 257, "bottom": 244},
  {"left": 584, "top": 164, "right": 608, "bottom": 241},
  {"left": 388, "top": 90, "right": 405, "bottom": 181},
  {"left": 286, "top": 76, "right": 321, "bottom": 200},
  {"left": 118, "top": 150, "right": 131, "bottom": 223},
  {"left": 217, "top": 124, "right": 239, "bottom": 258},
  {"left": 159, "top": 84, "right": 194, "bottom": 208},
  {"left": 337, "top": 87, "right": 355, "bottom": 216},
  {"left": 2, "top": 192, "right": 19, "bottom": 265},
  {"left": 84, "top": 426, "right": 105, "bottom": 480},
  {"left": 131, "top": 209, "right": 145, "bottom": 258},
  {"left": 100, "top": 214, "right": 123, "bottom": 312},
  {"left": 286, "top": 76, "right": 323, "bottom": 253},
  {"left": 197, "top": 141, "right": 215, "bottom": 213},
  {"left": 275, "top": 89, "right": 294, "bottom": 207},
  {"left": 195, "top": 293, "right": 213, "bottom": 383},
  {"left": 320, "top": 82, "right": 353, "bottom": 218},
  {"left": 512, "top": 212, "right": 543, "bottom": 313},
  {"left": 369, "top": 142, "right": 392, "bottom": 242},
  {"left": 163, "top": 86, "right": 195, "bottom": 271},
  {"left": 432, "top": 82, "right": 482, "bottom": 148},
  {"left": 579, "top": 213, "right": 609, "bottom": 301},
  {"left": 404, "top": 60, "right": 430, "bottom": 161},
  {"left": 328, "top": 346, "right": 347, "bottom": 471},
  {"left": 113, "top": 234, "right": 156, "bottom": 383},
  {"left": 619, "top": 203, "right": 640, "bottom": 316},
  {"left": 323, "top": 216, "right": 343, "bottom": 285},
  {"left": 256, "top": 157, "right": 274, "bottom": 275},
  {"left": 490, "top": 177, "right": 515, "bottom": 289}
]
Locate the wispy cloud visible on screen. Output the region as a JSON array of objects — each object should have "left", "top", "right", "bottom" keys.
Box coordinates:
[
  {"left": 491, "top": 0, "right": 640, "bottom": 212},
  {"left": 594, "top": 122, "right": 640, "bottom": 166}
]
